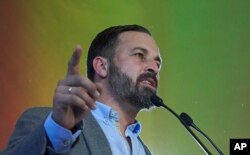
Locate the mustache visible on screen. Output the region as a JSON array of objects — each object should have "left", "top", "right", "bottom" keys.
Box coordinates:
[{"left": 137, "top": 72, "right": 158, "bottom": 87}]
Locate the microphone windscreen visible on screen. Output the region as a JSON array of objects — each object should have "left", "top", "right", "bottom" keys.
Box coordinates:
[
  {"left": 150, "top": 95, "right": 164, "bottom": 107},
  {"left": 180, "top": 112, "right": 193, "bottom": 126}
]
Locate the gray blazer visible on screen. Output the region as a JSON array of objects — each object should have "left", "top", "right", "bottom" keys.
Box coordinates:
[{"left": 3, "top": 107, "right": 152, "bottom": 155}]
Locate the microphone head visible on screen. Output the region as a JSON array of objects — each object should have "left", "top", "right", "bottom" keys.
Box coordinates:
[
  {"left": 179, "top": 112, "right": 194, "bottom": 126},
  {"left": 150, "top": 95, "right": 164, "bottom": 107}
]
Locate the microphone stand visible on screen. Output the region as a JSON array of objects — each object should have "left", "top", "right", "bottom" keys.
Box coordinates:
[{"left": 151, "top": 95, "right": 223, "bottom": 155}]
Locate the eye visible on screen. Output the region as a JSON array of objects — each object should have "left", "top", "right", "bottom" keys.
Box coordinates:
[
  {"left": 134, "top": 53, "right": 145, "bottom": 60},
  {"left": 156, "top": 61, "right": 161, "bottom": 69}
]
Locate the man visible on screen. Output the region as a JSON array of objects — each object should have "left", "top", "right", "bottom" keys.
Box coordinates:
[{"left": 3, "top": 24, "right": 162, "bottom": 155}]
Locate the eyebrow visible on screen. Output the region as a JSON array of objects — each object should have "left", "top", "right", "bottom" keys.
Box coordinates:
[{"left": 132, "top": 47, "right": 162, "bottom": 65}]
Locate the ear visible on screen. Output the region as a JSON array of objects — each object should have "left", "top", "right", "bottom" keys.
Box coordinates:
[{"left": 92, "top": 56, "right": 108, "bottom": 78}]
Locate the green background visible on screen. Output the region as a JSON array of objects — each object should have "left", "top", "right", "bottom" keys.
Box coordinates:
[{"left": 1, "top": 0, "right": 249, "bottom": 154}]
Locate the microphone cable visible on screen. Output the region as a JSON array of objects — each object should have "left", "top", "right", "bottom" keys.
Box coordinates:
[{"left": 151, "top": 95, "right": 224, "bottom": 155}]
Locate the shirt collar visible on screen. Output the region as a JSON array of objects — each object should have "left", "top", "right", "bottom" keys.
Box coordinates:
[
  {"left": 91, "top": 101, "right": 112, "bottom": 120},
  {"left": 126, "top": 121, "right": 142, "bottom": 137},
  {"left": 92, "top": 101, "right": 142, "bottom": 136}
]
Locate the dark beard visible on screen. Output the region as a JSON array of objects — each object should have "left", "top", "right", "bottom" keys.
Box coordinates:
[{"left": 108, "top": 60, "right": 157, "bottom": 110}]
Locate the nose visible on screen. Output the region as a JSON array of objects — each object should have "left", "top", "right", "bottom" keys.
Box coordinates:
[{"left": 144, "top": 60, "right": 159, "bottom": 74}]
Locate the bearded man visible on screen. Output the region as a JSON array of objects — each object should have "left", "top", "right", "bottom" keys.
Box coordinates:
[{"left": 3, "top": 24, "right": 162, "bottom": 155}]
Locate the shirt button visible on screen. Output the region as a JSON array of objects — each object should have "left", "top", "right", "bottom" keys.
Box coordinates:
[
  {"left": 110, "top": 112, "right": 115, "bottom": 116},
  {"left": 103, "top": 118, "right": 109, "bottom": 124}
]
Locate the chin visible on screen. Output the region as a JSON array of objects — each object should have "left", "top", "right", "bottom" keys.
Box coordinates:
[{"left": 139, "top": 86, "right": 157, "bottom": 95}]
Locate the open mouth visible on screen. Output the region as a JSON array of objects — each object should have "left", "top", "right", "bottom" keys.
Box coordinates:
[{"left": 139, "top": 77, "right": 157, "bottom": 91}]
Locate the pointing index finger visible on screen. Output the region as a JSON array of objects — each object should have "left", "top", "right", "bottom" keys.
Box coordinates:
[{"left": 67, "top": 45, "right": 82, "bottom": 76}]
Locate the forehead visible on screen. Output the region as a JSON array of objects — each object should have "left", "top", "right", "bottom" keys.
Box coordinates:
[{"left": 116, "top": 31, "right": 160, "bottom": 54}]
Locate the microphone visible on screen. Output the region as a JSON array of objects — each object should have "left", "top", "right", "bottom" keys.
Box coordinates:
[
  {"left": 179, "top": 112, "right": 224, "bottom": 155},
  {"left": 151, "top": 95, "right": 224, "bottom": 155}
]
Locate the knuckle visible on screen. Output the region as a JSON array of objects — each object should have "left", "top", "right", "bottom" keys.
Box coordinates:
[
  {"left": 72, "top": 87, "right": 80, "bottom": 94},
  {"left": 75, "top": 75, "right": 82, "bottom": 81},
  {"left": 83, "top": 80, "right": 96, "bottom": 92},
  {"left": 89, "top": 98, "right": 95, "bottom": 104},
  {"left": 80, "top": 75, "right": 87, "bottom": 82},
  {"left": 90, "top": 85, "right": 97, "bottom": 93},
  {"left": 79, "top": 87, "right": 87, "bottom": 95},
  {"left": 53, "top": 93, "right": 60, "bottom": 103},
  {"left": 83, "top": 104, "right": 89, "bottom": 111},
  {"left": 71, "top": 75, "right": 82, "bottom": 83},
  {"left": 55, "top": 85, "right": 62, "bottom": 93},
  {"left": 71, "top": 95, "right": 80, "bottom": 103}
]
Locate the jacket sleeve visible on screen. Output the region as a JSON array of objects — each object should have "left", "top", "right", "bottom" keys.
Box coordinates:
[{"left": 2, "top": 107, "right": 70, "bottom": 155}]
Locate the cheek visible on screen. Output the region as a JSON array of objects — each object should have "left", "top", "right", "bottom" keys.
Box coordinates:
[
  {"left": 120, "top": 64, "right": 140, "bottom": 82},
  {"left": 115, "top": 56, "right": 144, "bottom": 81}
]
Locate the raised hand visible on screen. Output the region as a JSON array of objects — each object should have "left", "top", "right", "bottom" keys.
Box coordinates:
[{"left": 52, "top": 46, "right": 100, "bottom": 130}]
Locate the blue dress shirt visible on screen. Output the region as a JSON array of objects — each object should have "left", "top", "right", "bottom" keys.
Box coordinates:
[{"left": 44, "top": 101, "right": 146, "bottom": 155}]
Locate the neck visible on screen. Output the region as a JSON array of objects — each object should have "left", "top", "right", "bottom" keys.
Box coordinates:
[
  {"left": 97, "top": 86, "right": 140, "bottom": 133},
  {"left": 99, "top": 94, "right": 139, "bottom": 121},
  {"left": 94, "top": 80, "right": 140, "bottom": 134}
]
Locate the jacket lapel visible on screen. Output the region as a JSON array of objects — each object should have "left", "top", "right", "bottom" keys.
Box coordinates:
[
  {"left": 81, "top": 113, "right": 112, "bottom": 155},
  {"left": 79, "top": 113, "right": 152, "bottom": 155}
]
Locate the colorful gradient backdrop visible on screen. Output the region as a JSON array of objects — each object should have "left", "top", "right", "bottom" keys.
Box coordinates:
[{"left": 1, "top": 1, "right": 249, "bottom": 154}]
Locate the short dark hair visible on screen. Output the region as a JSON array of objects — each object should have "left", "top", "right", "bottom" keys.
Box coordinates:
[{"left": 87, "top": 24, "right": 151, "bottom": 80}]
